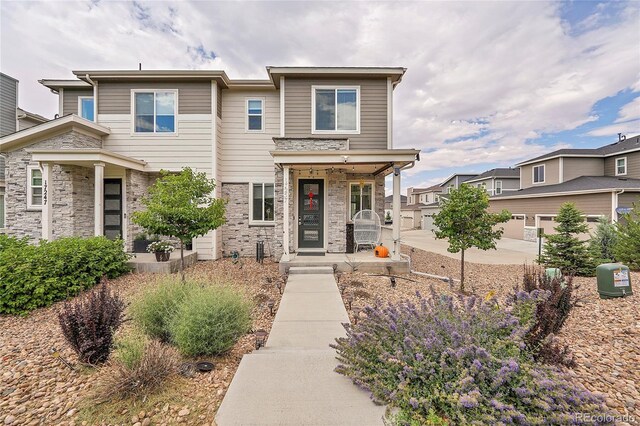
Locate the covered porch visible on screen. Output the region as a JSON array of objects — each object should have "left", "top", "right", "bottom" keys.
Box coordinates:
[{"left": 271, "top": 145, "right": 420, "bottom": 268}]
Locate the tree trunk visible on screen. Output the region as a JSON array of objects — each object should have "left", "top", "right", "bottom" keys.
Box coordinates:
[
  {"left": 460, "top": 249, "right": 465, "bottom": 293},
  {"left": 180, "top": 241, "right": 185, "bottom": 283}
]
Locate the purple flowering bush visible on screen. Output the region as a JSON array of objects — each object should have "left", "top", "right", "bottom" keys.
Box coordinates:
[{"left": 332, "top": 289, "right": 610, "bottom": 425}]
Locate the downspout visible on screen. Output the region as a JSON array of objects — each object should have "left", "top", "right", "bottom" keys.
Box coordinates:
[
  {"left": 85, "top": 74, "right": 97, "bottom": 120},
  {"left": 612, "top": 189, "right": 625, "bottom": 222}
]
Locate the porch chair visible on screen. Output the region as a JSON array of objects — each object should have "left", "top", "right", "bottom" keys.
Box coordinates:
[{"left": 353, "top": 209, "right": 382, "bottom": 252}]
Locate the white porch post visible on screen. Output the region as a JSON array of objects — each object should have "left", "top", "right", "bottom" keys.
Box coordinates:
[
  {"left": 392, "top": 164, "right": 401, "bottom": 260},
  {"left": 282, "top": 165, "right": 291, "bottom": 261},
  {"left": 94, "top": 162, "right": 105, "bottom": 236},
  {"left": 41, "top": 162, "right": 53, "bottom": 240}
]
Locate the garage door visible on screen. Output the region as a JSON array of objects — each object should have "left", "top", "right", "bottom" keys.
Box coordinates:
[
  {"left": 501, "top": 215, "right": 525, "bottom": 239},
  {"left": 401, "top": 216, "right": 414, "bottom": 229},
  {"left": 422, "top": 214, "right": 436, "bottom": 232}
]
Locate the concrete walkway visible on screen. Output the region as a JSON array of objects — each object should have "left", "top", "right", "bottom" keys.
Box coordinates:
[
  {"left": 215, "top": 267, "right": 385, "bottom": 425},
  {"left": 382, "top": 228, "right": 539, "bottom": 265}
]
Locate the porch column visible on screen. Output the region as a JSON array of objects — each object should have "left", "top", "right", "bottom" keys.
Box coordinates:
[
  {"left": 282, "top": 165, "right": 291, "bottom": 261},
  {"left": 94, "top": 162, "right": 105, "bottom": 236},
  {"left": 392, "top": 164, "right": 401, "bottom": 260},
  {"left": 40, "top": 162, "right": 53, "bottom": 240}
]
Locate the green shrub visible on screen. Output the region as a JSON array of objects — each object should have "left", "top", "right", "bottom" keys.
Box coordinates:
[
  {"left": 0, "top": 236, "right": 131, "bottom": 315},
  {"left": 0, "top": 234, "right": 28, "bottom": 252},
  {"left": 614, "top": 202, "right": 640, "bottom": 270},
  {"left": 589, "top": 217, "right": 618, "bottom": 264},
  {"left": 114, "top": 331, "right": 149, "bottom": 369},
  {"left": 169, "top": 286, "right": 252, "bottom": 356},
  {"left": 130, "top": 280, "right": 197, "bottom": 342}
]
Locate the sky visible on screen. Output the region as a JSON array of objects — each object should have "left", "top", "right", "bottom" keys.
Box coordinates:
[{"left": 1, "top": 0, "right": 639, "bottom": 194}]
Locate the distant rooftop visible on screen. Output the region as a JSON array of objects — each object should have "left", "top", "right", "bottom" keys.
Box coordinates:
[
  {"left": 465, "top": 167, "right": 519, "bottom": 183},
  {"left": 492, "top": 175, "right": 640, "bottom": 198}
]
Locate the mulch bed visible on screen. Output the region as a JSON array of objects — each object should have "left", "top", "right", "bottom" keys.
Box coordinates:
[{"left": 0, "top": 258, "right": 282, "bottom": 426}]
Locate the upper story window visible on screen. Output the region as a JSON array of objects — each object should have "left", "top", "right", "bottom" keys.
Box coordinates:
[
  {"left": 312, "top": 86, "right": 359, "bottom": 134},
  {"left": 252, "top": 183, "right": 275, "bottom": 223},
  {"left": 247, "top": 99, "right": 264, "bottom": 132},
  {"left": 616, "top": 157, "right": 627, "bottom": 176},
  {"left": 133, "top": 90, "right": 177, "bottom": 133},
  {"left": 78, "top": 96, "right": 94, "bottom": 121},
  {"left": 27, "top": 165, "right": 43, "bottom": 210},
  {"left": 350, "top": 182, "right": 373, "bottom": 219},
  {"left": 533, "top": 164, "right": 545, "bottom": 184},
  {"left": 495, "top": 180, "right": 503, "bottom": 195}
]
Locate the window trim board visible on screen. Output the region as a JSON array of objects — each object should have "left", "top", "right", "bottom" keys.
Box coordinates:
[
  {"left": 615, "top": 156, "right": 627, "bottom": 176},
  {"left": 26, "top": 164, "right": 43, "bottom": 211},
  {"left": 348, "top": 180, "right": 375, "bottom": 220},
  {"left": 249, "top": 181, "right": 276, "bottom": 225},
  {"left": 77, "top": 96, "right": 95, "bottom": 121},
  {"left": 130, "top": 89, "right": 179, "bottom": 136},
  {"left": 532, "top": 164, "right": 545, "bottom": 184},
  {"left": 245, "top": 97, "right": 265, "bottom": 133},
  {"left": 311, "top": 85, "right": 361, "bottom": 135}
]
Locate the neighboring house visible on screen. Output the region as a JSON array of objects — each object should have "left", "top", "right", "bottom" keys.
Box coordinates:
[
  {"left": 489, "top": 135, "right": 640, "bottom": 241},
  {"left": 439, "top": 173, "right": 477, "bottom": 195},
  {"left": 0, "top": 67, "right": 420, "bottom": 262},
  {"left": 463, "top": 167, "right": 519, "bottom": 196},
  {"left": 384, "top": 194, "right": 406, "bottom": 221},
  {"left": 0, "top": 73, "right": 49, "bottom": 230},
  {"left": 400, "top": 202, "right": 426, "bottom": 229},
  {"left": 406, "top": 184, "right": 442, "bottom": 204}
]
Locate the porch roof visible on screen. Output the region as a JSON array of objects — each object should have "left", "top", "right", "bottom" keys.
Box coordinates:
[
  {"left": 28, "top": 148, "right": 147, "bottom": 171},
  {"left": 270, "top": 149, "right": 420, "bottom": 175}
]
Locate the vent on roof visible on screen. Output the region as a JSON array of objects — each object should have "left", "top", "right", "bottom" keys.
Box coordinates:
[{"left": 618, "top": 133, "right": 626, "bottom": 142}]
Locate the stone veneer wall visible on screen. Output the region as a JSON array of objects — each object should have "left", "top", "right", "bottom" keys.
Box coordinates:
[
  {"left": 125, "top": 169, "right": 152, "bottom": 252},
  {"left": 220, "top": 183, "right": 276, "bottom": 257},
  {"left": 4, "top": 131, "right": 101, "bottom": 240},
  {"left": 273, "top": 138, "right": 348, "bottom": 151}
]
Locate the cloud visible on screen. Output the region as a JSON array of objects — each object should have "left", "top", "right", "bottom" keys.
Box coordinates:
[
  {"left": 1, "top": 0, "right": 638, "bottom": 186},
  {"left": 587, "top": 95, "right": 640, "bottom": 136}
]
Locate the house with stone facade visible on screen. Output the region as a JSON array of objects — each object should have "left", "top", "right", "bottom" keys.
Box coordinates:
[{"left": 0, "top": 67, "right": 419, "bottom": 263}]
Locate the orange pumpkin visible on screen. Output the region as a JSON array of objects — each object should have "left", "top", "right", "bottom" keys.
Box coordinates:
[{"left": 374, "top": 244, "right": 389, "bottom": 258}]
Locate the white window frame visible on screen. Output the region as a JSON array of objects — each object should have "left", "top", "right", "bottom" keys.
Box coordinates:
[
  {"left": 249, "top": 182, "right": 275, "bottom": 225},
  {"left": 495, "top": 180, "right": 503, "bottom": 195},
  {"left": 532, "top": 164, "right": 545, "bottom": 184},
  {"left": 130, "top": 89, "right": 178, "bottom": 135},
  {"left": 78, "top": 96, "right": 94, "bottom": 121},
  {"left": 615, "top": 157, "right": 627, "bottom": 176},
  {"left": 245, "top": 98, "right": 265, "bottom": 132},
  {"left": 348, "top": 181, "right": 375, "bottom": 219},
  {"left": 311, "top": 85, "right": 361, "bottom": 135},
  {"left": 27, "top": 165, "right": 43, "bottom": 210}
]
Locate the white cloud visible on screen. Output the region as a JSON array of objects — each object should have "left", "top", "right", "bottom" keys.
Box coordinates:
[
  {"left": 615, "top": 96, "right": 640, "bottom": 123},
  {"left": 1, "top": 0, "right": 638, "bottom": 178}
]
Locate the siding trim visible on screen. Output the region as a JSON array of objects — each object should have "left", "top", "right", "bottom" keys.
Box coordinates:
[
  {"left": 58, "top": 88, "right": 63, "bottom": 117},
  {"left": 280, "top": 77, "right": 285, "bottom": 137},
  {"left": 559, "top": 157, "right": 564, "bottom": 183},
  {"left": 387, "top": 77, "right": 393, "bottom": 149},
  {"left": 211, "top": 80, "right": 218, "bottom": 258}
]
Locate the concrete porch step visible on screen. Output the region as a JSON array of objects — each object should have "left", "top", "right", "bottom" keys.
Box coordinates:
[{"left": 287, "top": 266, "right": 335, "bottom": 275}]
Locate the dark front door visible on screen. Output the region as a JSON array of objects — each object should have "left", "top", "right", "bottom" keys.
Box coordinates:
[
  {"left": 298, "top": 179, "right": 324, "bottom": 249},
  {"left": 104, "top": 179, "right": 123, "bottom": 240}
]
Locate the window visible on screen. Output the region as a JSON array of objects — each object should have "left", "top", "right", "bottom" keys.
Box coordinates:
[
  {"left": 313, "top": 87, "right": 359, "bottom": 133},
  {"left": 251, "top": 183, "right": 274, "bottom": 223},
  {"left": 616, "top": 157, "right": 627, "bottom": 176},
  {"left": 27, "top": 166, "right": 43, "bottom": 209},
  {"left": 495, "top": 180, "right": 503, "bottom": 195},
  {"left": 533, "top": 165, "right": 545, "bottom": 184},
  {"left": 133, "top": 91, "right": 176, "bottom": 133},
  {"left": 0, "top": 188, "right": 4, "bottom": 228},
  {"left": 350, "top": 182, "right": 373, "bottom": 219},
  {"left": 246, "top": 99, "right": 264, "bottom": 131},
  {"left": 78, "top": 96, "right": 94, "bottom": 121}
]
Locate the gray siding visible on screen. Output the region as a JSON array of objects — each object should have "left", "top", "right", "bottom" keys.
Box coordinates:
[
  {"left": 500, "top": 178, "right": 521, "bottom": 191},
  {"left": 284, "top": 78, "right": 387, "bottom": 150},
  {"left": 563, "top": 157, "right": 604, "bottom": 181},
  {"left": 0, "top": 73, "right": 17, "bottom": 137},
  {"left": 604, "top": 152, "right": 640, "bottom": 179},
  {"left": 521, "top": 158, "right": 561, "bottom": 188},
  {"left": 97, "top": 81, "right": 212, "bottom": 114},
  {"left": 618, "top": 191, "right": 640, "bottom": 208},
  {"left": 62, "top": 89, "right": 93, "bottom": 116},
  {"left": 217, "top": 84, "right": 222, "bottom": 118}
]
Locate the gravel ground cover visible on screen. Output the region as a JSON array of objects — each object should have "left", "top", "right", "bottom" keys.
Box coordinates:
[
  {"left": 337, "top": 246, "right": 639, "bottom": 424},
  {"left": 1, "top": 258, "right": 282, "bottom": 426}
]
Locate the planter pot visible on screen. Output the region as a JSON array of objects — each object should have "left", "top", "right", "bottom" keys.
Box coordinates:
[
  {"left": 185, "top": 242, "right": 193, "bottom": 251},
  {"left": 133, "top": 239, "right": 153, "bottom": 253},
  {"left": 155, "top": 252, "right": 171, "bottom": 262}
]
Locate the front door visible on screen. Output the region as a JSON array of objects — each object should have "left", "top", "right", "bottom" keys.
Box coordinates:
[
  {"left": 298, "top": 179, "right": 324, "bottom": 249},
  {"left": 104, "top": 179, "right": 123, "bottom": 240}
]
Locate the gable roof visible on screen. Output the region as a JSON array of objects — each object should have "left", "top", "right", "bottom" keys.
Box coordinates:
[
  {"left": 411, "top": 184, "right": 443, "bottom": 194},
  {"left": 517, "top": 135, "right": 640, "bottom": 166},
  {"left": 440, "top": 173, "right": 478, "bottom": 187},
  {"left": 491, "top": 175, "right": 640, "bottom": 199},
  {"left": 385, "top": 194, "right": 407, "bottom": 203},
  {"left": 465, "top": 167, "right": 519, "bottom": 183},
  {"left": 266, "top": 66, "right": 406, "bottom": 88}
]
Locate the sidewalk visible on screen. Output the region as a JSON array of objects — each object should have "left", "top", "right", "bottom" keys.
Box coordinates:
[{"left": 215, "top": 268, "right": 385, "bottom": 425}]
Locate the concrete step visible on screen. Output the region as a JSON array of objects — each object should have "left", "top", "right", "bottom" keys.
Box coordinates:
[{"left": 287, "top": 266, "right": 334, "bottom": 275}]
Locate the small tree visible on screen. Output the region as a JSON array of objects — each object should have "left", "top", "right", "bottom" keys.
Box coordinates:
[
  {"left": 385, "top": 211, "right": 392, "bottom": 222},
  {"left": 613, "top": 202, "right": 640, "bottom": 270},
  {"left": 539, "top": 203, "right": 594, "bottom": 276},
  {"left": 433, "top": 185, "right": 510, "bottom": 292},
  {"left": 133, "top": 168, "right": 226, "bottom": 281},
  {"left": 588, "top": 216, "right": 618, "bottom": 264}
]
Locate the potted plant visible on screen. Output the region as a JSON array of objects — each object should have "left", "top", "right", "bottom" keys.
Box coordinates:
[
  {"left": 147, "top": 240, "right": 175, "bottom": 262},
  {"left": 133, "top": 232, "right": 158, "bottom": 253}
]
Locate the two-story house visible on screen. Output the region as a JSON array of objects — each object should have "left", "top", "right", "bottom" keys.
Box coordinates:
[
  {"left": 0, "top": 73, "right": 49, "bottom": 231},
  {"left": 0, "top": 67, "right": 419, "bottom": 262},
  {"left": 489, "top": 135, "right": 640, "bottom": 241},
  {"left": 463, "top": 167, "right": 520, "bottom": 196}
]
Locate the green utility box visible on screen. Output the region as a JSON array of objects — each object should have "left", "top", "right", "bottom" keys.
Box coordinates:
[
  {"left": 545, "top": 268, "right": 562, "bottom": 280},
  {"left": 596, "top": 263, "right": 633, "bottom": 299}
]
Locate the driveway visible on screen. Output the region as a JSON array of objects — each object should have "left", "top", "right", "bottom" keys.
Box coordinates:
[{"left": 382, "top": 228, "right": 539, "bottom": 265}]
